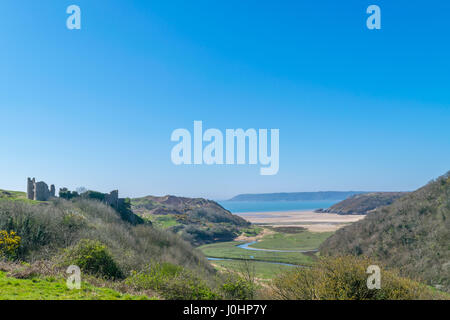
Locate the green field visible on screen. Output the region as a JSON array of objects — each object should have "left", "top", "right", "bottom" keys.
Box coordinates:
[
  {"left": 250, "top": 231, "right": 333, "bottom": 251},
  {"left": 200, "top": 229, "right": 336, "bottom": 279},
  {"left": 210, "top": 260, "right": 297, "bottom": 280},
  {"left": 0, "top": 272, "right": 149, "bottom": 300},
  {"left": 199, "top": 241, "right": 314, "bottom": 266},
  {"left": 144, "top": 214, "right": 180, "bottom": 229}
]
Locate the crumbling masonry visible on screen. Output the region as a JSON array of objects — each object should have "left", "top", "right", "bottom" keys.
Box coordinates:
[{"left": 27, "top": 177, "right": 56, "bottom": 201}]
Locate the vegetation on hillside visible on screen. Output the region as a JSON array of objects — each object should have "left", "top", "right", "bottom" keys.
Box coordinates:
[
  {"left": 317, "top": 192, "right": 407, "bottom": 215},
  {"left": 320, "top": 172, "right": 450, "bottom": 292},
  {"left": 270, "top": 255, "right": 447, "bottom": 300},
  {"left": 131, "top": 195, "right": 250, "bottom": 245},
  {"left": 0, "top": 195, "right": 260, "bottom": 299}
]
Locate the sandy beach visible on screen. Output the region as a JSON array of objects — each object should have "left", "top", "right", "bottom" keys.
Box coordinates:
[{"left": 235, "top": 210, "right": 365, "bottom": 232}]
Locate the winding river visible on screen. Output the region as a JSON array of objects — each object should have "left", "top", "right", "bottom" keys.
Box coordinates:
[{"left": 207, "top": 241, "right": 317, "bottom": 267}]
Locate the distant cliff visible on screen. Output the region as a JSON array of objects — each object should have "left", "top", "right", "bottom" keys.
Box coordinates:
[
  {"left": 317, "top": 192, "right": 408, "bottom": 215},
  {"left": 229, "top": 191, "right": 366, "bottom": 202}
]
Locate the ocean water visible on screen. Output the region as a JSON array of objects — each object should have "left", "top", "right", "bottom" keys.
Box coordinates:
[{"left": 218, "top": 200, "right": 338, "bottom": 213}]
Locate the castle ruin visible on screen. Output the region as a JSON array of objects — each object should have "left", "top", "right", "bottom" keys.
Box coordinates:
[
  {"left": 105, "top": 190, "right": 120, "bottom": 208},
  {"left": 27, "top": 177, "right": 56, "bottom": 201}
]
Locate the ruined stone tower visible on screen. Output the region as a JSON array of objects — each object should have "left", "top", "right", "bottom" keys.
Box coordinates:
[
  {"left": 104, "top": 190, "right": 119, "bottom": 208},
  {"left": 27, "top": 177, "right": 56, "bottom": 201}
]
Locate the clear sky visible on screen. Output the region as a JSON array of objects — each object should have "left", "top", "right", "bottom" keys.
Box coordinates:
[{"left": 0, "top": 1, "right": 449, "bottom": 199}]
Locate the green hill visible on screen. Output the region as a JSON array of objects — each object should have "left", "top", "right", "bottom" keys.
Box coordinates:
[
  {"left": 0, "top": 195, "right": 214, "bottom": 280},
  {"left": 229, "top": 191, "right": 365, "bottom": 201},
  {"left": 317, "top": 192, "right": 407, "bottom": 215},
  {"left": 320, "top": 172, "right": 450, "bottom": 292},
  {"left": 0, "top": 189, "right": 28, "bottom": 201},
  {"left": 131, "top": 195, "right": 250, "bottom": 245}
]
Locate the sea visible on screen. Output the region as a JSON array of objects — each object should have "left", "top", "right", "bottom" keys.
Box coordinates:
[{"left": 217, "top": 200, "right": 338, "bottom": 214}]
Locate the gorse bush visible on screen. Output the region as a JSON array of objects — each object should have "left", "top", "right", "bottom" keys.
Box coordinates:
[
  {"left": 271, "top": 255, "right": 443, "bottom": 300},
  {"left": 0, "top": 230, "right": 21, "bottom": 259},
  {"left": 61, "top": 239, "right": 123, "bottom": 279}
]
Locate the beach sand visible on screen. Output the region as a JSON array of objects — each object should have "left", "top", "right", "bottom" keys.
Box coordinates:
[{"left": 235, "top": 210, "right": 365, "bottom": 232}]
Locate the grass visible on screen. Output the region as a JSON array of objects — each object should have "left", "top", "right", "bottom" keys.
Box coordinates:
[
  {"left": 0, "top": 190, "right": 27, "bottom": 200},
  {"left": 144, "top": 214, "right": 180, "bottom": 229},
  {"left": 198, "top": 241, "right": 314, "bottom": 266},
  {"left": 210, "top": 260, "right": 296, "bottom": 280},
  {"left": 0, "top": 189, "right": 40, "bottom": 204},
  {"left": 0, "top": 271, "right": 149, "bottom": 300},
  {"left": 250, "top": 231, "right": 334, "bottom": 251},
  {"left": 241, "top": 226, "right": 263, "bottom": 237}
]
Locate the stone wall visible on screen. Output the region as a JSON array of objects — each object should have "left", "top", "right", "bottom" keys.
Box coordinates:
[{"left": 105, "top": 190, "right": 119, "bottom": 208}]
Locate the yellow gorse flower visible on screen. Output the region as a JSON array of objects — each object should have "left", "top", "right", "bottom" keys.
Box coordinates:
[{"left": 0, "top": 230, "right": 21, "bottom": 256}]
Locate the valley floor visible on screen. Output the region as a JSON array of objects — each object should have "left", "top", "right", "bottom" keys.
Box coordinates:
[{"left": 199, "top": 227, "right": 332, "bottom": 280}]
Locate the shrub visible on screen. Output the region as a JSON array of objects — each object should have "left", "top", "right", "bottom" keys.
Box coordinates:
[
  {"left": 59, "top": 188, "right": 79, "bottom": 200},
  {"left": 61, "top": 239, "right": 123, "bottom": 279},
  {"left": 126, "top": 262, "right": 218, "bottom": 300},
  {"left": 161, "top": 273, "right": 219, "bottom": 300},
  {"left": 0, "top": 230, "right": 21, "bottom": 259},
  {"left": 125, "top": 262, "right": 183, "bottom": 291},
  {"left": 271, "top": 255, "right": 442, "bottom": 300},
  {"left": 221, "top": 275, "right": 256, "bottom": 300}
]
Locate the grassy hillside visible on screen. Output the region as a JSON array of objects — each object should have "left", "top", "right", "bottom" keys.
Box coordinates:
[
  {"left": 320, "top": 172, "right": 450, "bottom": 292},
  {"left": 0, "top": 190, "right": 27, "bottom": 200},
  {"left": 131, "top": 195, "right": 250, "bottom": 245},
  {"left": 317, "top": 192, "right": 407, "bottom": 215},
  {"left": 0, "top": 196, "right": 214, "bottom": 278}
]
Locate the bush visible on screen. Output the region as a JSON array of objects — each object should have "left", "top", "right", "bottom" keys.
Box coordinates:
[
  {"left": 221, "top": 275, "right": 256, "bottom": 300},
  {"left": 0, "top": 230, "right": 21, "bottom": 259},
  {"left": 61, "top": 239, "right": 123, "bottom": 279},
  {"left": 271, "top": 255, "right": 443, "bottom": 300},
  {"left": 161, "top": 273, "right": 219, "bottom": 300},
  {"left": 126, "top": 262, "right": 218, "bottom": 300},
  {"left": 59, "top": 188, "right": 79, "bottom": 200},
  {"left": 125, "top": 262, "right": 183, "bottom": 291}
]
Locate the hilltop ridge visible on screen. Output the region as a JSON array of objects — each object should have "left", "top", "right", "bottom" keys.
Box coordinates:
[
  {"left": 229, "top": 191, "right": 366, "bottom": 202},
  {"left": 316, "top": 192, "right": 408, "bottom": 215}
]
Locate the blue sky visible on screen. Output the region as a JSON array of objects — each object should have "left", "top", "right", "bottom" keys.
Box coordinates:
[{"left": 0, "top": 0, "right": 449, "bottom": 199}]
